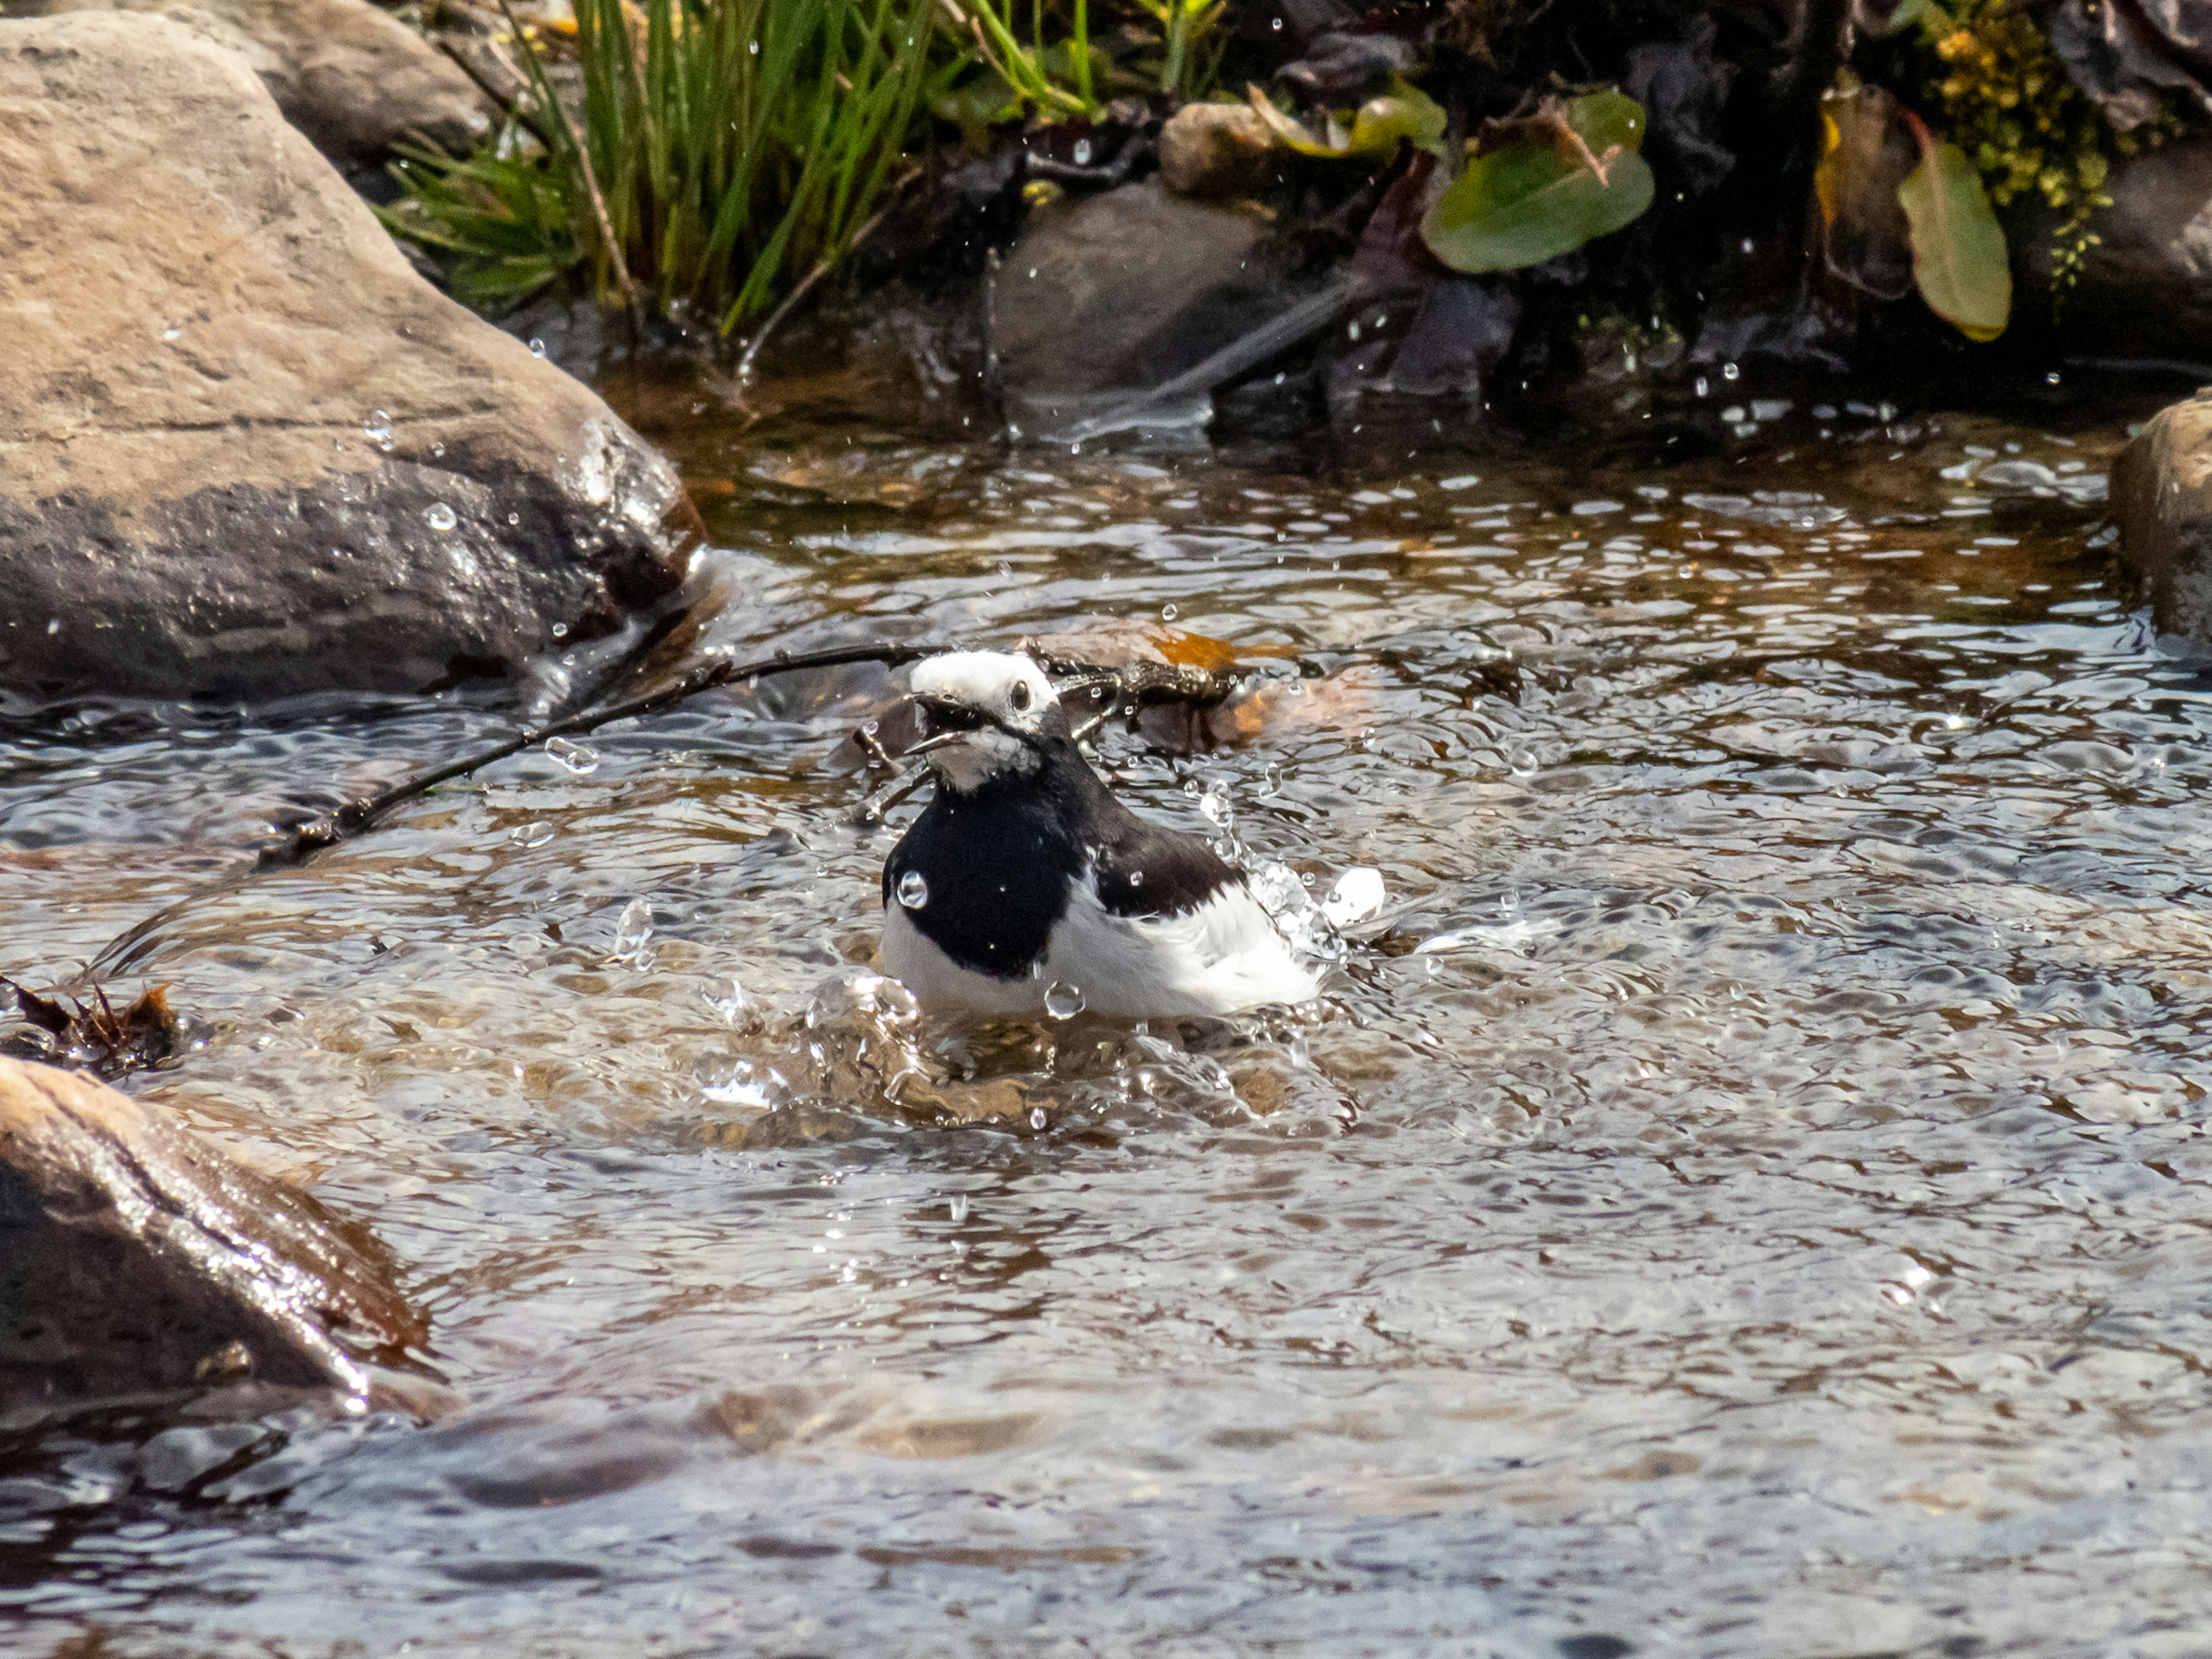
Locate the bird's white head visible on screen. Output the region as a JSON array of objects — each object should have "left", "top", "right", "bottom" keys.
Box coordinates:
[{"left": 904, "top": 650, "right": 1060, "bottom": 791}]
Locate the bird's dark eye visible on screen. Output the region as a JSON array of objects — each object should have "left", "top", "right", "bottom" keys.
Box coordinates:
[{"left": 1009, "top": 680, "right": 1032, "bottom": 711}]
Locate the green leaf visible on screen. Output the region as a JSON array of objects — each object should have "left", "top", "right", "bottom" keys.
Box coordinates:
[
  {"left": 1419, "top": 91, "right": 1655, "bottom": 274},
  {"left": 1243, "top": 78, "right": 1446, "bottom": 161},
  {"left": 1342, "top": 82, "right": 1448, "bottom": 160},
  {"left": 1896, "top": 132, "right": 2010, "bottom": 341}
]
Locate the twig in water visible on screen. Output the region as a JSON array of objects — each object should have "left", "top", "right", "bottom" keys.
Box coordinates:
[
  {"left": 258, "top": 641, "right": 948, "bottom": 870},
  {"left": 732, "top": 183, "right": 912, "bottom": 410}
]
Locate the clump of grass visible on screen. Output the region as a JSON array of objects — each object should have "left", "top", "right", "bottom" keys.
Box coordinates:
[{"left": 380, "top": 0, "right": 936, "bottom": 336}]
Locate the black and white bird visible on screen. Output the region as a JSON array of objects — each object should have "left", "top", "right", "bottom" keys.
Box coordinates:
[{"left": 878, "top": 651, "right": 1321, "bottom": 1018}]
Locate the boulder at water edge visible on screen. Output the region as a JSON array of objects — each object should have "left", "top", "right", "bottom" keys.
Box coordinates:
[
  {"left": 2116, "top": 390, "right": 2212, "bottom": 643},
  {"left": 0, "top": 1056, "right": 430, "bottom": 1418},
  {"left": 991, "top": 180, "right": 1314, "bottom": 437},
  {"left": 2017, "top": 139, "right": 2212, "bottom": 365},
  {"left": 0, "top": 14, "right": 695, "bottom": 700},
  {"left": 18, "top": 0, "right": 489, "bottom": 169}
]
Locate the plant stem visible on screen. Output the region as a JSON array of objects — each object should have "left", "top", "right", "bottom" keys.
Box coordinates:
[{"left": 495, "top": 0, "right": 645, "bottom": 334}]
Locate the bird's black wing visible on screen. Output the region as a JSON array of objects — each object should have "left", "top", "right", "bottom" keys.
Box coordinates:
[{"left": 1086, "top": 794, "right": 1240, "bottom": 919}]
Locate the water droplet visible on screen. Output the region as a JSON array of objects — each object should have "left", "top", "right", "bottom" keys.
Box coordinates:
[
  {"left": 1694, "top": 376, "right": 1710, "bottom": 397},
  {"left": 1044, "top": 981, "right": 1086, "bottom": 1019},
  {"left": 1722, "top": 361, "right": 1740, "bottom": 381},
  {"left": 44, "top": 618, "right": 59, "bottom": 636},
  {"left": 1161, "top": 603, "right": 1180, "bottom": 622},
  {"left": 528, "top": 338, "right": 548, "bottom": 358},
  {"left": 708, "top": 978, "right": 748, "bottom": 1024},
  {"left": 510, "top": 821, "right": 555, "bottom": 848},
  {"left": 1072, "top": 138, "right": 1092, "bottom": 166},
  {"left": 425, "top": 502, "right": 457, "bottom": 532},
  {"left": 551, "top": 623, "right": 569, "bottom": 639},
  {"left": 612, "top": 897, "right": 653, "bottom": 961},
  {"left": 1321, "top": 866, "right": 1387, "bottom": 928},
  {"left": 365, "top": 411, "right": 394, "bottom": 450},
  {"left": 507, "top": 512, "right": 521, "bottom": 527},
  {"left": 1198, "top": 779, "right": 1233, "bottom": 828},
  {"left": 1128, "top": 869, "right": 1143, "bottom": 888},
  {"left": 897, "top": 870, "right": 929, "bottom": 910},
  {"left": 161, "top": 325, "right": 181, "bottom": 342},
  {"left": 545, "top": 735, "right": 597, "bottom": 773},
  {"left": 431, "top": 442, "right": 446, "bottom": 459},
  {"left": 948, "top": 1193, "right": 969, "bottom": 1222},
  {"left": 1029, "top": 1105, "right": 1048, "bottom": 1130}
]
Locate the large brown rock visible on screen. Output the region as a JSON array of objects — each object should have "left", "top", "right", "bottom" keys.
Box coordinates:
[
  {"left": 0, "top": 14, "right": 695, "bottom": 700},
  {"left": 0, "top": 1056, "right": 430, "bottom": 1418},
  {"left": 24, "top": 0, "right": 490, "bottom": 168}
]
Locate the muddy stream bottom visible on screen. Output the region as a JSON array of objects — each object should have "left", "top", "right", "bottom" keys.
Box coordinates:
[{"left": 6, "top": 384, "right": 2212, "bottom": 1657}]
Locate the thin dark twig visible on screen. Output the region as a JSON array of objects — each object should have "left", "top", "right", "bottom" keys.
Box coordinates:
[
  {"left": 849, "top": 763, "right": 930, "bottom": 825},
  {"left": 732, "top": 182, "right": 911, "bottom": 406},
  {"left": 436, "top": 36, "right": 556, "bottom": 150},
  {"left": 259, "top": 641, "right": 947, "bottom": 869},
  {"left": 493, "top": 0, "right": 645, "bottom": 335}
]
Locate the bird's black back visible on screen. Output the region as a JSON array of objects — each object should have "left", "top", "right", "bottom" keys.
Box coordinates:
[{"left": 884, "top": 737, "right": 1241, "bottom": 981}]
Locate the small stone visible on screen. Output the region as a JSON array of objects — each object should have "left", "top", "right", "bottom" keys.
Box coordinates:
[{"left": 1158, "top": 101, "right": 1279, "bottom": 200}]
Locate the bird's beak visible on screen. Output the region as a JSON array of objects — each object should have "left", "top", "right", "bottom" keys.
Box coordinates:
[{"left": 900, "top": 694, "right": 990, "bottom": 757}]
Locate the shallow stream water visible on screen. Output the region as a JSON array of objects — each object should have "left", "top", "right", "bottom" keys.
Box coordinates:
[{"left": 7, "top": 374, "right": 2212, "bottom": 1657}]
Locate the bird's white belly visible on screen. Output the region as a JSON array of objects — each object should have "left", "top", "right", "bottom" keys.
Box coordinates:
[
  {"left": 880, "top": 876, "right": 1320, "bottom": 1018},
  {"left": 880, "top": 902, "right": 1048, "bottom": 1014}
]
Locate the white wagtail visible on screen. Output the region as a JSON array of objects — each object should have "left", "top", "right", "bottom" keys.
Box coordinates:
[{"left": 878, "top": 651, "right": 1321, "bottom": 1018}]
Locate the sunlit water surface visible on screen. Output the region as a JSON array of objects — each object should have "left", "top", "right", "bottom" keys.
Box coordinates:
[{"left": 6, "top": 385, "right": 2212, "bottom": 1658}]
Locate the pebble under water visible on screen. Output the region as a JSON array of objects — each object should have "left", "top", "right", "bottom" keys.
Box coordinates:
[{"left": 7, "top": 382, "right": 2212, "bottom": 1657}]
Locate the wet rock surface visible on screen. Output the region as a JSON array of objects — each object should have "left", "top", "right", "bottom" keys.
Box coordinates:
[
  {"left": 0, "top": 1056, "right": 427, "bottom": 1419},
  {"left": 990, "top": 180, "right": 1317, "bottom": 435},
  {"left": 2115, "top": 386, "right": 2212, "bottom": 639},
  {"left": 2018, "top": 139, "right": 2212, "bottom": 365},
  {"left": 1157, "top": 100, "right": 1282, "bottom": 200},
  {"left": 19, "top": 0, "right": 489, "bottom": 169},
  {"left": 0, "top": 14, "right": 695, "bottom": 701}
]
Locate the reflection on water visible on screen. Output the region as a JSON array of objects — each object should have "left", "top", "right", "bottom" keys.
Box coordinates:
[{"left": 7, "top": 387, "right": 2212, "bottom": 1654}]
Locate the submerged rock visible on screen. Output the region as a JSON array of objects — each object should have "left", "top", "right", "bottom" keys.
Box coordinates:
[
  {"left": 0, "top": 1056, "right": 431, "bottom": 1419},
  {"left": 0, "top": 14, "right": 696, "bottom": 700},
  {"left": 25, "top": 0, "right": 489, "bottom": 169}
]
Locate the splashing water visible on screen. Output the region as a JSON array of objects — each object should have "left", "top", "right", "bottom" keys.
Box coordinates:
[
  {"left": 612, "top": 897, "right": 654, "bottom": 963},
  {"left": 1044, "top": 981, "right": 1087, "bottom": 1019},
  {"left": 545, "top": 736, "right": 599, "bottom": 775}
]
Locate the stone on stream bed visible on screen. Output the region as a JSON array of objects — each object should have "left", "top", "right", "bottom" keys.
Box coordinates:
[
  {"left": 0, "top": 14, "right": 697, "bottom": 700},
  {"left": 990, "top": 180, "right": 1321, "bottom": 438},
  {"left": 0, "top": 1056, "right": 438, "bottom": 1423},
  {"left": 2115, "top": 388, "right": 2212, "bottom": 642},
  {"left": 12, "top": 0, "right": 490, "bottom": 170}
]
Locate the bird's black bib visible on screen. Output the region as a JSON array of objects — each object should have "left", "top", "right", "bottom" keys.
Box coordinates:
[{"left": 884, "top": 741, "right": 1240, "bottom": 982}]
